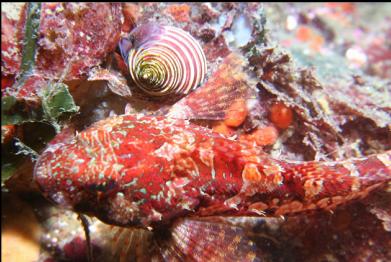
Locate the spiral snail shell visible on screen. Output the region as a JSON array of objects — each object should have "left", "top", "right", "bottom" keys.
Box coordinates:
[{"left": 119, "top": 24, "right": 207, "bottom": 97}]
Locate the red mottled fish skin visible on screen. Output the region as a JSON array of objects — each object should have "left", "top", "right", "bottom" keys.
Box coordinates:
[{"left": 34, "top": 114, "right": 391, "bottom": 228}]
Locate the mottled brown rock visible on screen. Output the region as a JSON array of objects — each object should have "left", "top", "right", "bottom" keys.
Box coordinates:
[
  {"left": 122, "top": 3, "right": 141, "bottom": 33},
  {"left": 1, "top": 3, "right": 123, "bottom": 81},
  {"left": 203, "top": 35, "right": 231, "bottom": 61},
  {"left": 37, "top": 3, "right": 122, "bottom": 80},
  {"left": 199, "top": 28, "right": 216, "bottom": 43},
  {"left": 165, "top": 4, "right": 191, "bottom": 23},
  {"left": 1, "top": 3, "right": 26, "bottom": 76}
]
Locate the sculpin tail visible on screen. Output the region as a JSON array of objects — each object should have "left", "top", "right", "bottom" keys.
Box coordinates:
[{"left": 248, "top": 150, "right": 391, "bottom": 216}]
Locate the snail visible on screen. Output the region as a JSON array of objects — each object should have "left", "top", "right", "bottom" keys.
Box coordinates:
[{"left": 119, "top": 24, "right": 207, "bottom": 97}]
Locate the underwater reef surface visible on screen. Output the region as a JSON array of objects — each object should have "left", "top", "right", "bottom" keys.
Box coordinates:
[{"left": 1, "top": 3, "right": 391, "bottom": 262}]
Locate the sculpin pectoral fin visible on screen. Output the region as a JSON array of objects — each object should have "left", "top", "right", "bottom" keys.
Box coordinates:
[
  {"left": 152, "top": 217, "right": 272, "bottom": 262},
  {"left": 167, "top": 53, "right": 257, "bottom": 121}
]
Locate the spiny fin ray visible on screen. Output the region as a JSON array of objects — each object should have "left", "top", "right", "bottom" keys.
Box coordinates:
[{"left": 167, "top": 53, "right": 256, "bottom": 120}]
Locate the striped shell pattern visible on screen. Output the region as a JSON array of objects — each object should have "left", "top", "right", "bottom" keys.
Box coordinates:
[{"left": 120, "top": 24, "right": 207, "bottom": 97}]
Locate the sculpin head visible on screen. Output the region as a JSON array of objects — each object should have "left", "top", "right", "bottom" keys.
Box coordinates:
[
  {"left": 33, "top": 116, "right": 203, "bottom": 228},
  {"left": 33, "top": 121, "right": 147, "bottom": 227}
]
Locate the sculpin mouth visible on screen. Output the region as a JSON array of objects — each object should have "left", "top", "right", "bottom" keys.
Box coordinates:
[
  {"left": 34, "top": 165, "right": 72, "bottom": 209},
  {"left": 33, "top": 145, "right": 74, "bottom": 209}
]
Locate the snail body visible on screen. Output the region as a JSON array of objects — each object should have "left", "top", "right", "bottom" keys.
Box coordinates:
[{"left": 119, "top": 24, "right": 207, "bottom": 97}]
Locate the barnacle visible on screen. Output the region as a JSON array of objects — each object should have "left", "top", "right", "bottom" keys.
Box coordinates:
[{"left": 119, "top": 24, "right": 207, "bottom": 97}]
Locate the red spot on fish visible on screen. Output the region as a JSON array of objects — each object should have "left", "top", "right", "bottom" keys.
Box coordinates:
[{"left": 242, "top": 164, "right": 262, "bottom": 182}]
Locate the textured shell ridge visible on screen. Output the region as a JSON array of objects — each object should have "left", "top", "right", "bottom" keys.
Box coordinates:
[{"left": 122, "top": 23, "right": 207, "bottom": 97}]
